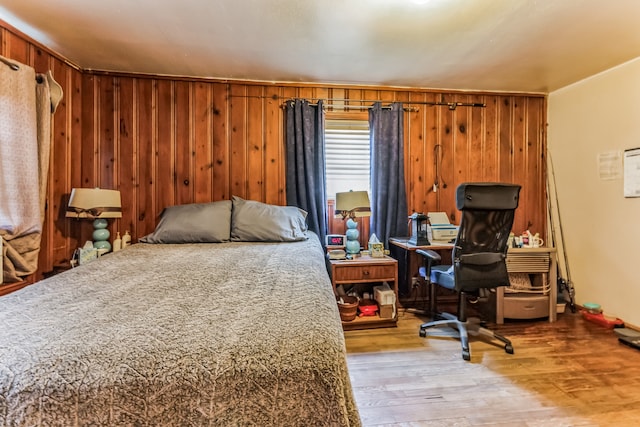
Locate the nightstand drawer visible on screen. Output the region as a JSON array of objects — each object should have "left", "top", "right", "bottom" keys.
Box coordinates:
[{"left": 333, "top": 264, "right": 396, "bottom": 282}]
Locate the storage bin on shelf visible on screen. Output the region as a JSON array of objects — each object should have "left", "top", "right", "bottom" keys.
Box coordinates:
[
  {"left": 337, "top": 296, "right": 358, "bottom": 321},
  {"left": 374, "top": 282, "right": 396, "bottom": 319},
  {"left": 358, "top": 299, "right": 378, "bottom": 317}
]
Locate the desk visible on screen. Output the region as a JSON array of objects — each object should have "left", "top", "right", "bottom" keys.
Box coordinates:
[{"left": 388, "top": 238, "right": 557, "bottom": 323}]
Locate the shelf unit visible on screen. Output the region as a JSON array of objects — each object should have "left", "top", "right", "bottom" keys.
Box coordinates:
[{"left": 495, "top": 247, "right": 558, "bottom": 324}]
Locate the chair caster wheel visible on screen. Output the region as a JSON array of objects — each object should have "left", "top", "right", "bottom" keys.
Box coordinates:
[
  {"left": 505, "top": 344, "right": 514, "bottom": 354},
  {"left": 419, "top": 329, "right": 427, "bottom": 338},
  {"left": 462, "top": 350, "right": 471, "bottom": 361}
]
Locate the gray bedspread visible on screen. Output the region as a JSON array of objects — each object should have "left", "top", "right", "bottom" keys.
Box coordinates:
[{"left": 0, "top": 235, "right": 361, "bottom": 426}]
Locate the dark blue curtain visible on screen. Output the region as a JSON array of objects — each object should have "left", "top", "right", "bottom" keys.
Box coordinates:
[
  {"left": 369, "top": 102, "right": 408, "bottom": 247},
  {"left": 285, "top": 99, "right": 327, "bottom": 244}
]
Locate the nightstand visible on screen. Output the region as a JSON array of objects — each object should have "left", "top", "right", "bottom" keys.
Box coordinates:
[{"left": 330, "top": 255, "right": 398, "bottom": 330}]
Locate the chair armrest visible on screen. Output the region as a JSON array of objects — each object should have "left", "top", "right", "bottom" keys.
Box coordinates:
[
  {"left": 416, "top": 249, "right": 442, "bottom": 263},
  {"left": 416, "top": 249, "right": 442, "bottom": 281}
]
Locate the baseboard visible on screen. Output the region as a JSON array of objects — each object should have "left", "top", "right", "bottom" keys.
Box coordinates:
[{"left": 0, "top": 280, "right": 30, "bottom": 297}]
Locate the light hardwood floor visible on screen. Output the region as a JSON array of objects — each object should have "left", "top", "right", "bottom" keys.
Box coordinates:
[{"left": 344, "top": 308, "right": 640, "bottom": 427}]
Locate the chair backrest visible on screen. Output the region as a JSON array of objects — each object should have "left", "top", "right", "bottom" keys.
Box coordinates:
[{"left": 451, "top": 182, "right": 521, "bottom": 291}]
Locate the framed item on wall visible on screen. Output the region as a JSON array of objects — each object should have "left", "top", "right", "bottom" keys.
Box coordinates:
[{"left": 624, "top": 148, "right": 640, "bottom": 198}]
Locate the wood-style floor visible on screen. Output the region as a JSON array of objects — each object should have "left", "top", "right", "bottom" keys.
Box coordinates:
[{"left": 344, "top": 308, "right": 640, "bottom": 427}]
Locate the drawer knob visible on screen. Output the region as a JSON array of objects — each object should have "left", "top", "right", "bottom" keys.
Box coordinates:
[{"left": 362, "top": 270, "right": 370, "bottom": 276}]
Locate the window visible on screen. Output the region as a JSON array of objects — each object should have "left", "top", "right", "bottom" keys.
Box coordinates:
[{"left": 324, "top": 117, "right": 370, "bottom": 199}]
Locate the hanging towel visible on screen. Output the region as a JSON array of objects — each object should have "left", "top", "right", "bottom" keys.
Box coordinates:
[{"left": 0, "top": 56, "right": 53, "bottom": 283}]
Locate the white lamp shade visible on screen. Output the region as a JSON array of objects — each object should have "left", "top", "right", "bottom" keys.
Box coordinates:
[
  {"left": 335, "top": 190, "right": 371, "bottom": 218},
  {"left": 66, "top": 188, "right": 122, "bottom": 219}
]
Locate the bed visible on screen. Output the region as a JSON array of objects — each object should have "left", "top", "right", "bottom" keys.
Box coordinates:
[{"left": 0, "top": 198, "right": 361, "bottom": 426}]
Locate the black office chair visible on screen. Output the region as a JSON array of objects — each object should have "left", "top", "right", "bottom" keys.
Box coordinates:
[{"left": 417, "top": 182, "right": 521, "bottom": 361}]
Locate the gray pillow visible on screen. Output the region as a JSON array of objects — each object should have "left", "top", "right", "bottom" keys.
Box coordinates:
[
  {"left": 140, "top": 200, "right": 231, "bottom": 243},
  {"left": 231, "top": 196, "right": 308, "bottom": 242}
]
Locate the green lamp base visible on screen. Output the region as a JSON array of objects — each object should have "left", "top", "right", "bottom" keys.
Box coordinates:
[
  {"left": 345, "top": 218, "right": 361, "bottom": 255},
  {"left": 92, "top": 218, "right": 111, "bottom": 252}
]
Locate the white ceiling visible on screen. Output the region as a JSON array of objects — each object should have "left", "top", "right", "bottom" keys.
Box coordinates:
[{"left": 1, "top": 0, "right": 640, "bottom": 93}]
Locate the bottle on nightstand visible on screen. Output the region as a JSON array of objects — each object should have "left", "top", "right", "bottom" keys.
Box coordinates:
[
  {"left": 122, "top": 231, "right": 131, "bottom": 248},
  {"left": 113, "top": 232, "right": 122, "bottom": 252}
]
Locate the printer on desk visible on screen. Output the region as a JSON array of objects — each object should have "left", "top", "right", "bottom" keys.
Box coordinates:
[{"left": 428, "top": 212, "right": 459, "bottom": 242}]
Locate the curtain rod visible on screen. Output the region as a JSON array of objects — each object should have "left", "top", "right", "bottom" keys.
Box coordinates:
[
  {"left": 308, "top": 103, "right": 418, "bottom": 112},
  {"left": 308, "top": 101, "right": 485, "bottom": 111},
  {"left": 289, "top": 97, "right": 486, "bottom": 110},
  {"left": 276, "top": 97, "right": 416, "bottom": 112},
  {"left": 230, "top": 94, "right": 484, "bottom": 111},
  {"left": 285, "top": 99, "right": 484, "bottom": 112}
]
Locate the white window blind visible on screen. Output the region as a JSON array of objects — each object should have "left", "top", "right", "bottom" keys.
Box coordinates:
[{"left": 325, "top": 119, "right": 370, "bottom": 199}]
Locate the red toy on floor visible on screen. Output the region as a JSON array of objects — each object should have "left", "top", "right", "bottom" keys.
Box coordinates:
[{"left": 580, "top": 310, "right": 624, "bottom": 329}]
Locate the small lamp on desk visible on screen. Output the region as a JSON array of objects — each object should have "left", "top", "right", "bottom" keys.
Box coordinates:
[
  {"left": 66, "top": 188, "right": 122, "bottom": 252},
  {"left": 335, "top": 190, "right": 371, "bottom": 255},
  {"left": 408, "top": 212, "right": 430, "bottom": 246}
]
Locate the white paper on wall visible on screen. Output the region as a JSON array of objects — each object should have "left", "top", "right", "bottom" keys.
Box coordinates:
[{"left": 624, "top": 148, "right": 640, "bottom": 197}]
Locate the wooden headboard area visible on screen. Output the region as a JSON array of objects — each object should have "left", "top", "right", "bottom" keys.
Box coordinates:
[{"left": 0, "top": 19, "right": 547, "bottom": 283}]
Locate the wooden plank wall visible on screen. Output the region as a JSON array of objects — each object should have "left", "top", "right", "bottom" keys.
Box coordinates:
[{"left": 0, "top": 21, "right": 547, "bottom": 282}]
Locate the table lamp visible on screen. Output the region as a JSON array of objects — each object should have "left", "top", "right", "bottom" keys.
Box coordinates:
[
  {"left": 66, "top": 188, "right": 122, "bottom": 251},
  {"left": 335, "top": 190, "right": 371, "bottom": 255}
]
